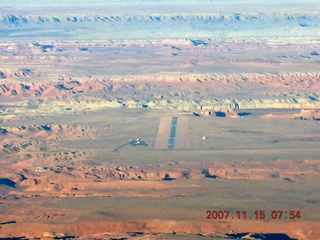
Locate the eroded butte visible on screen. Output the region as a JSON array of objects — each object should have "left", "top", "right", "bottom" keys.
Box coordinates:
[{"left": 0, "top": 1, "right": 320, "bottom": 239}]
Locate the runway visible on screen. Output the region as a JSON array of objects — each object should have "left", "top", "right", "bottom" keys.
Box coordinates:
[
  {"left": 168, "top": 117, "right": 178, "bottom": 149},
  {"left": 174, "top": 116, "right": 191, "bottom": 149},
  {"left": 155, "top": 116, "right": 191, "bottom": 150},
  {"left": 154, "top": 116, "right": 172, "bottom": 149}
]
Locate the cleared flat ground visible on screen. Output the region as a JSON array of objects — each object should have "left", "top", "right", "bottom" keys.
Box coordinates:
[
  {"left": 174, "top": 116, "right": 192, "bottom": 149},
  {"left": 154, "top": 113, "right": 320, "bottom": 152},
  {"left": 154, "top": 116, "right": 172, "bottom": 149}
]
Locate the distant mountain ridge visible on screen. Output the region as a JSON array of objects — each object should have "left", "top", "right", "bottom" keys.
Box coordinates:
[
  {"left": 1, "top": 12, "right": 320, "bottom": 24},
  {"left": 0, "top": 11, "right": 319, "bottom": 40}
]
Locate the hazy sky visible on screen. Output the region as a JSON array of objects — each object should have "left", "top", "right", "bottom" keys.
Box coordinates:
[
  {"left": 1, "top": 0, "right": 320, "bottom": 5},
  {"left": 1, "top": 0, "right": 319, "bottom": 16}
]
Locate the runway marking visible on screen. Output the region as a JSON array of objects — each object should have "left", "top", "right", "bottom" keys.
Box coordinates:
[
  {"left": 168, "top": 117, "right": 178, "bottom": 149},
  {"left": 155, "top": 116, "right": 192, "bottom": 150}
]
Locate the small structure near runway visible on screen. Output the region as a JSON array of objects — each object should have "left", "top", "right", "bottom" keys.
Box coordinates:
[
  {"left": 115, "top": 138, "right": 148, "bottom": 152},
  {"left": 193, "top": 110, "right": 241, "bottom": 118},
  {"left": 129, "top": 138, "right": 148, "bottom": 146}
]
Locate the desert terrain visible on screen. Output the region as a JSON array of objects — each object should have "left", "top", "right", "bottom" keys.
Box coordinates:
[{"left": 0, "top": 0, "right": 320, "bottom": 239}]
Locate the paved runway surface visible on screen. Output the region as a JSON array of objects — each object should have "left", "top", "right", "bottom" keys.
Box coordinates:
[
  {"left": 155, "top": 116, "right": 192, "bottom": 150},
  {"left": 168, "top": 117, "right": 178, "bottom": 149}
]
